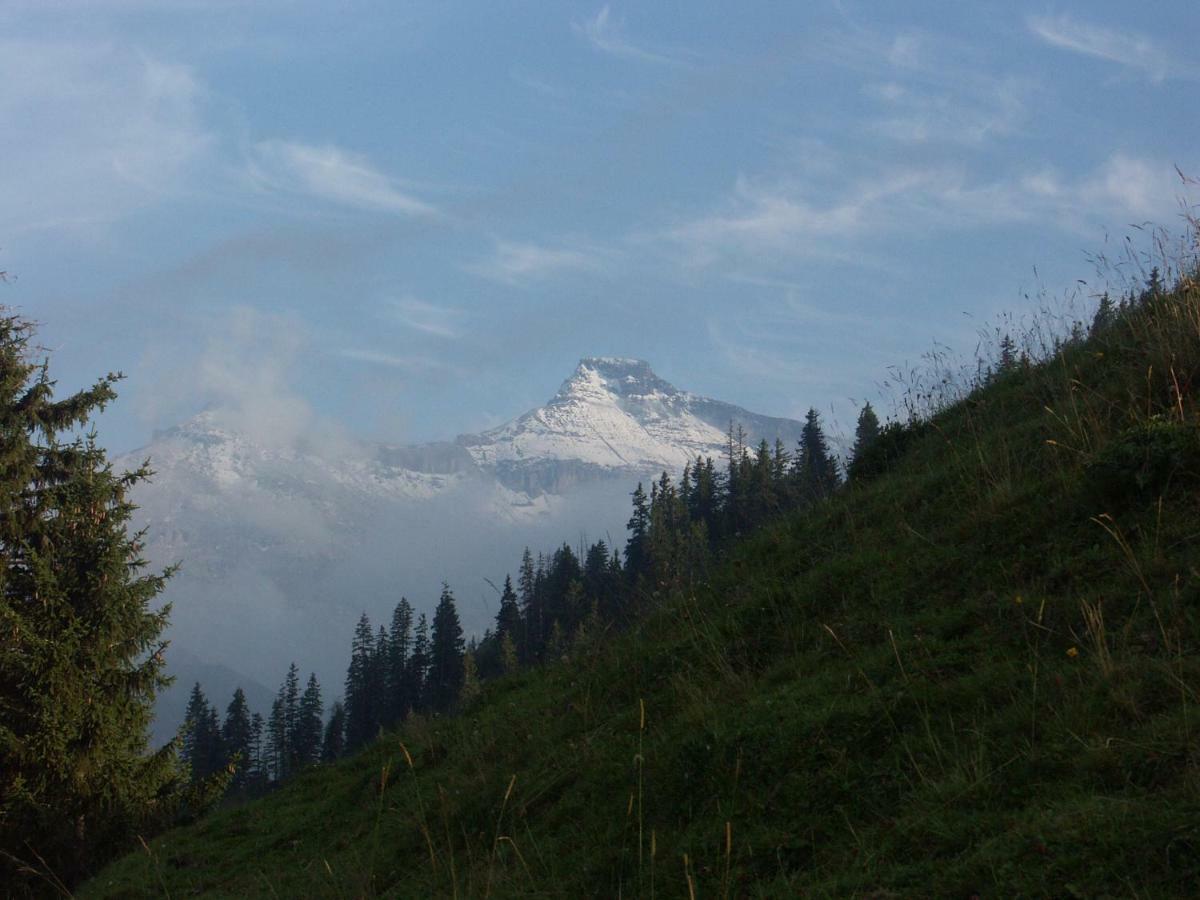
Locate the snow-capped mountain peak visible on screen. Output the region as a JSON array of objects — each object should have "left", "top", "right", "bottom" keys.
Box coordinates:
[
  {"left": 457, "top": 358, "right": 805, "bottom": 495},
  {"left": 555, "top": 357, "right": 679, "bottom": 402}
]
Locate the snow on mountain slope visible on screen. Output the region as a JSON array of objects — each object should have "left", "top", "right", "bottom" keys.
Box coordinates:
[{"left": 459, "top": 357, "right": 806, "bottom": 495}]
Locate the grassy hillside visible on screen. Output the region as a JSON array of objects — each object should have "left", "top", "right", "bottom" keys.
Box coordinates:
[{"left": 84, "top": 278, "right": 1200, "bottom": 898}]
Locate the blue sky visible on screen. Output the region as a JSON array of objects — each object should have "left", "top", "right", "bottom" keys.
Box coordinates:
[{"left": 4, "top": 0, "right": 1197, "bottom": 453}]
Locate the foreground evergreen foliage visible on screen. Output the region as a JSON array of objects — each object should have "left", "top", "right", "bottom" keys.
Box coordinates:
[
  {"left": 0, "top": 314, "right": 185, "bottom": 890},
  {"left": 84, "top": 269, "right": 1200, "bottom": 896}
]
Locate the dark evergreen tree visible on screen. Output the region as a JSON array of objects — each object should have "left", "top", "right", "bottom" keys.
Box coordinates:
[
  {"left": 517, "top": 547, "right": 540, "bottom": 662},
  {"left": 998, "top": 333, "right": 1017, "bottom": 373},
  {"left": 771, "top": 438, "right": 791, "bottom": 487},
  {"left": 0, "top": 314, "right": 183, "bottom": 885},
  {"left": 725, "top": 423, "right": 752, "bottom": 535},
  {"left": 1142, "top": 266, "right": 1164, "bottom": 303},
  {"left": 282, "top": 663, "right": 300, "bottom": 768},
  {"left": 544, "top": 544, "right": 583, "bottom": 635},
  {"left": 344, "top": 613, "right": 378, "bottom": 752},
  {"left": 428, "top": 585, "right": 466, "bottom": 712},
  {"left": 688, "top": 455, "right": 720, "bottom": 539},
  {"left": 624, "top": 482, "right": 651, "bottom": 580},
  {"left": 495, "top": 575, "right": 522, "bottom": 651},
  {"left": 266, "top": 694, "right": 288, "bottom": 781},
  {"left": 750, "top": 439, "right": 775, "bottom": 526},
  {"left": 794, "top": 408, "right": 840, "bottom": 503},
  {"left": 387, "top": 597, "right": 414, "bottom": 725},
  {"left": 409, "top": 613, "right": 430, "bottom": 713},
  {"left": 583, "top": 540, "right": 622, "bottom": 623},
  {"left": 294, "top": 674, "right": 323, "bottom": 770},
  {"left": 849, "top": 402, "right": 881, "bottom": 472},
  {"left": 248, "top": 713, "right": 266, "bottom": 788},
  {"left": 182, "top": 683, "right": 225, "bottom": 784},
  {"left": 321, "top": 701, "right": 347, "bottom": 763},
  {"left": 201, "top": 702, "right": 225, "bottom": 783},
  {"left": 1092, "top": 292, "right": 1117, "bottom": 333},
  {"left": 371, "top": 624, "right": 389, "bottom": 726},
  {"left": 221, "top": 688, "right": 254, "bottom": 791},
  {"left": 646, "top": 473, "right": 685, "bottom": 590}
]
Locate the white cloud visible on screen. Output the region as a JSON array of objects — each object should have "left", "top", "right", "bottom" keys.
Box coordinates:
[
  {"left": 247, "top": 140, "right": 435, "bottom": 216},
  {"left": 669, "top": 169, "right": 940, "bottom": 259},
  {"left": 668, "top": 155, "right": 1187, "bottom": 264},
  {"left": 138, "top": 306, "right": 357, "bottom": 458},
  {"left": 573, "top": 6, "right": 683, "bottom": 65},
  {"left": 807, "top": 25, "right": 1030, "bottom": 147},
  {"left": 470, "top": 239, "right": 603, "bottom": 284},
  {"left": 383, "top": 296, "right": 464, "bottom": 339},
  {"left": 1038, "top": 154, "right": 1184, "bottom": 221},
  {"left": 865, "top": 78, "right": 1026, "bottom": 145},
  {"left": 1027, "top": 14, "right": 1182, "bottom": 82},
  {"left": 0, "top": 39, "right": 212, "bottom": 235},
  {"left": 335, "top": 348, "right": 465, "bottom": 377}
]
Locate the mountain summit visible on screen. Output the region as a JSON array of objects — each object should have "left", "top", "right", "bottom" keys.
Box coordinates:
[{"left": 457, "top": 358, "right": 805, "bottom": 494}]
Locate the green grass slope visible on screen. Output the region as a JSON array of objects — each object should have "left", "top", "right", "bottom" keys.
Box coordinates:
[{"left": 85, "top": 283, "right": 1200, "bottom": 898}]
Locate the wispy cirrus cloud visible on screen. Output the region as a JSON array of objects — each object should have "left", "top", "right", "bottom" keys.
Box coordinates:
[
  {"left": 383, "top": 296, "right": 464, "bottom": 339},
  {"left": 470, "top": 239, "right": 604, "bottom": 285},
  {"left": 1026, "top": 14, "right": 1184, "bottom": 82},
  {"left": 334, "top": 347, "right": 465, "bottom": 377},
  {"left": 667, "top": 169, "right": 939, "bottom": 261},
  {"left": 805, "top": 24, "right": 1030, "bottom": 148},
  {"left": 0, "top": 39, "right": 212, "bottom": 236},
  {"left": 667, "top": 154, "right": 1187, "bottom": 265},
  {"left": 1021, "top": 153, "right": 1185, "bottom": 221},
  {"left": 864, "top": 78, "right": 1026, "bottom": 145},
  {"left": 246, "top": 140, "right": 436, "bottom": 216},
  {"left": 572, "top": 6, "right": 684, "bottom": 66}
]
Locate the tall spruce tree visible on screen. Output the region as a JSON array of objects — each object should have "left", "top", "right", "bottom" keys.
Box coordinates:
[
  {"left": 248, "top": 713, "right": 266, "bottom": 789},
  {"left": 387, "top": 598, "right": 414, "bottom": 725},
  {"left": 344, "top": 613, "right": 377, "bottom": 752},
  {"left": 624, "top": 483, "right": 651, "bottom": 580},
  {"left": 495, "top": 575, "right": 522, "bottom": 652},
  {"left": 221, "top": 688, "right": 254, "bottom": 791},
  {"left": 428, "top": 585, "right": 466, "bottom": 713},
  {"left": 794, "top": 408, "right": 840, "bottom": 502},
  {"left": 182, "top": 683, "right": 225, "bottom": 784},
  {"left": 849, "top": 402, "right": 881, "bottom": 472},
  {"left": 371, "top": 625, "right": 389, "bottom": 727},
  {"left": 266, "top": 694, "right": 288, "bottom": 781},
  {"left": 294, "top": 674, "right": 323, "bottom": 770},
  {"left": 998, "top": 333, "right": 1017, "bottom": 373},
  {"left": 0, "top": 313, "right": 183, "bottom": 884},
  {"left": 409, "top": 613, "right": 430, "bottom": 713},
  {"left": 517, "top": 548, "right": 539, "bottom": 662},
  {"left": 281, "top": 662, "right": 300, "bottom": 772}
]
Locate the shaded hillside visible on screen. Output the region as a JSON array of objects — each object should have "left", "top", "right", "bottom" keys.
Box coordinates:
[{"left": 85, "top": 277, "right": 1200, "bottom": 897}]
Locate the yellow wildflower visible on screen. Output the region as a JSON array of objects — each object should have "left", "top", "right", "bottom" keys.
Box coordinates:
[{"left": 1066, "top": 646, "right": 1079, "bottom": 658}]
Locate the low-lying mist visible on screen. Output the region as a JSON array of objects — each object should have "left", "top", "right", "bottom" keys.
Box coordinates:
[{"left": 144, "top": 466, "right": 637, "bottom": 743}]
